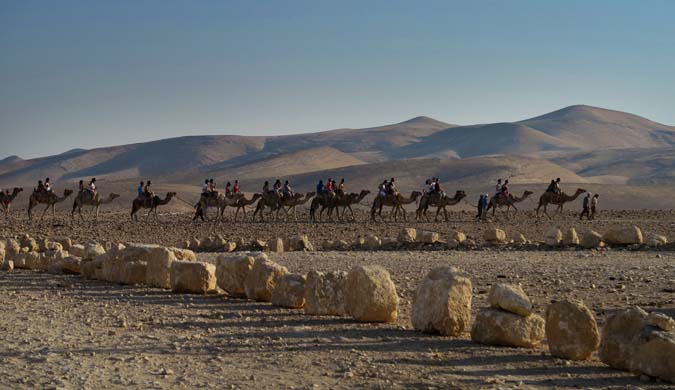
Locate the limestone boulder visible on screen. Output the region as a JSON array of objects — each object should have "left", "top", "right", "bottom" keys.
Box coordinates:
[
  {"left": 24, "top": 252, "right": 46, "bottom": 270},
  {"left": 70, "top": 244, "right": 86, "bottom": 258},
  {"left": 100, "top": 245, "right": 149, "bottom": 285},
  {"left": 304, "top": 270, "right": 348, "bottom": 316},
  {"left": 412, "top": 266, "right": 472, "bottom": 336},
  {"left": 644, "top": 232, "right": 668, "bottom": 247},
  {"left": 170, "top": 261, "right": 217, "bottom": 294},
  {"left": 167, "top": 247, "right": 196, "bottom": 261},
  {"left": 362, "top": 234, "right": 381, "bottom": 250},
  {"left": 545, "top": 228, "right": 563, "bottom": 246},
  {"left": 397, "top": 228, "right": 417, "bottom": 244},
  {"left": 545, "top": 299, "right": 600, "bottom": 360},
  {"left": 580, "top": 230, "right": 604, "bottom": 249},
  {"left": 484, "top": 228, "right": 506, "bottom": 243},
  {"left": 81, "top": 259, "right": 104, "bottom": 280},
  {"left": 52, "top": 236, "right": 72, "bottom": 251},
  {"left": 452, "top": 231, "right": 466, "bottom": 244},
  {"left": 244, "top": 255, "right": 289, "bottom": 301},
  {"left": 271, "top": 273, "right": 306, "bottom": 309},
  {"left": 647, "top": 312, "right": 675, "bottom": 332},
  {"left": 21, "top": 235, "right": 38, "bottom": 252},
  {"left": 4, "top": 239, "right": 20, "bottom": 259},
  {"left": 0, "top": 241, "right": 5, "bottom": 265},
  {"left": 488, "top": 283, "right": 532, "bottom": 316},
  {"left": 446, "top": 239, "right": 459, "bottom": 249},
  {"left": 562, "top": 228, "right": 580, "bottom": 246},
  {"left": 471, "top": 308, "right": 545, "bottom": 348},
  {"left": 62, "top": 256, "right": 83, "bottom": 274},
  {"left": 1, "top": 260, "right": 13, "bottom": 271},
  {"left": 345, "top": 265, "right": 399, "bottom": 323},
  {"left": 216, "top": 254, "right": 255, "bottom": 297},
  {"left": 84, "top": 242, "right": 106, "bottom": 260},
  {"left": 145, "top": 247, "right": 179, "bottom": 289},
  {"left": 603, "top": 226, "right": 644, "bottom": 246},
  {"left": 380, "top": 237, "right": 398, "bottom": 248},
  {"left": 189, "top": 238, "right": 201, "bottom": 250},
  {"left": 323, "top": 240, "right": 351, "bottom": 251},
  {"left": 287, "top": 235, "right": 314, "bottom": 251},
  {"left": 417, "top": 231, "right": 440, "bottom": 244},
  {"left": 599, "top": 307, "right": 675, "bottom": 383},
  {"left": 268, "top": 238, "right": 284, "bottom": 253}
]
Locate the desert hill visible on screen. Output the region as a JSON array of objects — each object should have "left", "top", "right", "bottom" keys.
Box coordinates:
[{"left": 0, "top": 105, "right": 673, "bottom": 206}]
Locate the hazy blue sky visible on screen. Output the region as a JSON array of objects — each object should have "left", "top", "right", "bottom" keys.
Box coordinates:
[{"left": 1, "top": 0, "right": 674, "bottom": 158}]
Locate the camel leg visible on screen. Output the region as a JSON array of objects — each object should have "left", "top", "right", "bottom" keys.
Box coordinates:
[{"left": 40, "top": 204, "right": 50, "bottom": 220}]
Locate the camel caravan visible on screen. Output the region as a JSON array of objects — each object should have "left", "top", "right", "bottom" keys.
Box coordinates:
[{"left": 1, "top": 173, "right": 596, "bottom": 223}]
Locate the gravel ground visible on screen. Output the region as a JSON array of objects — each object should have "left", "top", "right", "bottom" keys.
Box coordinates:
[{"left": 1, "top": 250, "right": 674, "bottom": 389}]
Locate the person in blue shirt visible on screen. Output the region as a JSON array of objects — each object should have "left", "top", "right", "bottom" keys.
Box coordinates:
[
  {"left": 316, "top": 180, "right": 324, "bottom": 195},
  {"left": 137, "top": 181, "right": 144, "bottom": 198}
]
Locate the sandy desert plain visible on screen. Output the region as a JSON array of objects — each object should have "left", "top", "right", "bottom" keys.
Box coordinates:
[{"left": 1, "top": 198, "right": 674, "bottom": 390}]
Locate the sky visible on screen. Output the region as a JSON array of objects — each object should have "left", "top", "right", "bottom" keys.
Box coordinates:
[{"left": 1, "top": 0, "right": 674, "bottom": 159}]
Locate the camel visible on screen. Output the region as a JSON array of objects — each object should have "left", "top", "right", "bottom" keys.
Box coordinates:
[
  {"left": 131, "top": 192, "right": 176, "bottom": 221},
  {"left": 486, "top": 190, "right": 533, "bottom": 217},
  {"left": 277, "top": 192, "right": 316, "bottom": 221},
  {"left": 196, "top": 192, "right": 244, "bottom": 221},
  {"left": 370, "top": 191, "right": 422, "bottom": 222},
  {"left": 308, "top": 192, "right": 338, "bottom": 222},
  {"left": 332, "top": 190, "right": 370, "bottom": 221},
  {"left": 416, "top": 190, "right": 467, "bottom": 222},
  {"left": 0, "top": 187, "right": 23, "bottom": 217},
  {"left": 27, "top": 189, "right": 74, "bottom": 221},
  {"left": 536, "top": 188, "right": 586, "bottom": 218},
  {"left": 311, "top": 190, "right": 370, "bottom": 222},
  {"left": 252, "top": 192, "right": 305, "bottom": 222},
  {"left": 72, "top": 191, "right": 120, "bottom": 221},
  {"left": 229, "top": 193, "right": 262, "bottom": 222}
]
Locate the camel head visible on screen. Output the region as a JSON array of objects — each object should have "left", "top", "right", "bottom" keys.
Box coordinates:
[
  {"left": 524, "top": 190, "right": 533, "bottom": 196},
  {"left": 359, "top": 189, "right": 371, "bottom": 197},
  {"left": 454, "top": 190, "right": 467, "bottom": 200},
  {"left": 13, "top": 187, "right": 23, "bottom": 195},
  {"left": 575, "top": 188, "right": 587, "bottom": 195},
  {"left": 305, "top": 191, "right": 316, "bottom": 198},
  {"left": 64, "top": 189, "right": 74, "bottom": 197},
  {"left": 292, "top": 193, "right": 304, "bottom": 200},
  {"left": 251, "top": 193, "right": 262, "bottom": 201},
  {"left": 109, "top": 193, "right": 121, "bottom": 200},
  {"left": 167, "top": 192, "right": 177, "bottom": 199},
  {"left": 411, "top": 191, "right": 423, "bottom": 199}
]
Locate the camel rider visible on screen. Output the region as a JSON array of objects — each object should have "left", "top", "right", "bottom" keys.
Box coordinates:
[
  {"left": 316, "top": 180, "right": 324, "bottom": 195},
  {"left": 378, "top": 180, "right": 387, "bottom": 198},
  {"left": 546, "top": 180, "right": 556, "bottom": 193},
  {"left": 79, "top": 180, "right": 86, "bottom": 194},
  {"left": 144, "top": 180, "right": 154, "bottom": 202},
  {"left": 423, "top": 179, "right": 431, "bottom": 194},
  {"left": 233, "top": 180, "right": 240, "bottom": 194},
  {"left": 36, "top": 180, "right": 45, "bottom": 194},
  {"left": 209, "top": 179, "right": 216, "bottom": 195},
  {"left": 435, "top": 178, "right": 445, "bottom": 198},
  {"left": 89, "top": 178, "right": 97, "bottom": 197},
  {"left": 326, "top": 178, "right": 334, "bottom": 194},
  {"left": 554, "top": 178, "right": 562, "bottom": 194},
  {"left": 337, "top": 178, "right": 345, "bottom": 196},
  {"left": 225, "top": 182, "right": 232, "bottom": 197},
  {"left": 387, "top": 178, "right": 397, "bottom": 196},
  {"left": 495, "top": 179, "right": 502, "bottom": 196},
  {"left": 138, "top": 181, "right": 144, "bottom": 198},
  {"left": 263, "top": 181, "right": 270, "bottom": 194},
  {"left": 45, "top": 178, "right": 52, "bottom": 193},
  {"left": 202, "top": 179, "right": 209, "bottom": 195},
  {"left": 273, "top": 179, "right": 282, "bottom": 198},
  {"left": 283, "top": 180, "right": 294, "bottom": 199},
  {"left": 500, "top": 179, "right": 510, "bottom": 198}
]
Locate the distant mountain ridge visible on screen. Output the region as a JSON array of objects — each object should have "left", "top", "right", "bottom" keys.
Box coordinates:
[{"left": 0, "top": 105, "right": 673, "bottom": 188}]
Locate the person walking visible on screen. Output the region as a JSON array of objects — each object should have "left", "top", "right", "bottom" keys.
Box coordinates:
[
  {"left": 579, "top": 193, "right": 591, "bottom": 220},
  {"left": 590, "top": 194, "right": 599, "bottom": 220}
]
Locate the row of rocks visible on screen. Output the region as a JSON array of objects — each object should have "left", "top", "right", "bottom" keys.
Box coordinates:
[
  {"left": 485, "top": 225, "right": 668, "bottom": 248},
  {"left": 177, "top": 234, "right": 313, "bottom": 253},
  {"left": 409, "top": 266, "right": 673, "bottom": 382},
  {"left": 215, "top": 253, "right": 399, "bottom": 322}
]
